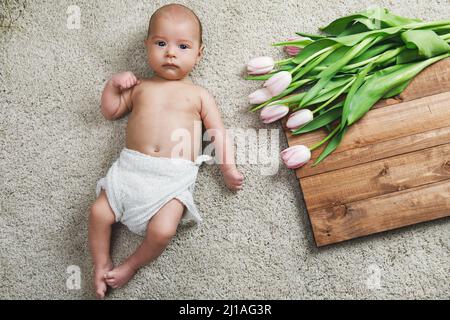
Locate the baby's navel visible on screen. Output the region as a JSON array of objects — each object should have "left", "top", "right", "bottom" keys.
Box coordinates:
[{"left": 154, "top": 145, "right": 160, "bottom": 153}]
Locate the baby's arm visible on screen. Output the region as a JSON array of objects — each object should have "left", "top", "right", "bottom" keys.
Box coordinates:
[
  {"left": 100, "top": 72, "right": 140, "bottom": 120},
  {"left": 200, "top": 89, "right": 244, "bottom": 191}
]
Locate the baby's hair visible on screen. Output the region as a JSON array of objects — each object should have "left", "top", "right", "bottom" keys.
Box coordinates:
[{"left": 147, "top": 4, "right": 203, "bottom": 45}]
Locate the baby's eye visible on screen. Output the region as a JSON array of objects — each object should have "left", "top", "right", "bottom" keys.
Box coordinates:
[
  {"left": 156, "top": 41, "right": 166, "bottom": 47},
  {"left": 179, "top": 44, "right": 189, "bottom": 50}
]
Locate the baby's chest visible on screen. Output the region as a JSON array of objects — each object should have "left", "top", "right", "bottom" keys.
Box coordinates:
[{"left": 133, "top": 90, "right": 201, "bottom": 116}]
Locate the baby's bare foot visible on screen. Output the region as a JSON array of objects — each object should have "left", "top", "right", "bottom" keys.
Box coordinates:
[
  {"left": 104, "top": 263, "right": 137, "bottom": 289},
  {"left": 94, "top": 261, "right": 113, "bottom": 299}
]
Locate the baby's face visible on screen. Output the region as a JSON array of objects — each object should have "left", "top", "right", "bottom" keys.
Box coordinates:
[{"left": 145, "top": 15, "right": 203, "bottom": 81}]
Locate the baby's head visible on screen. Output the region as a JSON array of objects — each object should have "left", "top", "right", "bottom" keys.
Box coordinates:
[{"left": 145, "top": 4, "right": 204, "bottom": 81}]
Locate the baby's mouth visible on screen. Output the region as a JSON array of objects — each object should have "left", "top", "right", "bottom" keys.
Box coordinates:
[{"left": 163, "top": 63, "right": 179, "bottom": 69}]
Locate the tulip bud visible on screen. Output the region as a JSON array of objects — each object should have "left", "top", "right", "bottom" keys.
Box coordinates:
[
  {"left": 280, "top": 145, "right": 311, "bottom": 169},
  {"left": 286, "top": 109, "right": 314, "bottom": 130},
  {"left": 249, "top": 88, "right": 272, "bottom": 104},
  {"left": 247, "top": 56, "right": 275, "bottom": 75},
  {"left": 284, "top": 37, "right": 301, "bottom": 56},
  {"left": 263, "top": 71, "right": 292, "bottom": 96},
  {"left": 260, "top": 104, "right": 289, "bottom": 124},
  {"left": 284, "top": 36, "right": 312, "bottom": 56}
]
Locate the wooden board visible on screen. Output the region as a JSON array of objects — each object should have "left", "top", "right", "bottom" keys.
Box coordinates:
[{"left": 284, "top": 58, "right": 450, "bottom": 247}]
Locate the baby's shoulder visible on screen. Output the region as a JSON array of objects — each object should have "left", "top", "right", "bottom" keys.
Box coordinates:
[{"left": 192, "top": 85, "right": 214, "bottom": 101}]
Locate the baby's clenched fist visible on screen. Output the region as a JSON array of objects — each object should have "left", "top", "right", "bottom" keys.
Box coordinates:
[
  {"left": 222, "top": 167, "right": 244, "bottom": 192},
  {"left": 111, "top": 71, "right": 140, "bottom": 91}
]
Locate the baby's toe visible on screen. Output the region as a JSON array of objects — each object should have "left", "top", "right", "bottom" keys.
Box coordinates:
[{"left": 96, "top": 289, "right": 106, "bottom": 299}]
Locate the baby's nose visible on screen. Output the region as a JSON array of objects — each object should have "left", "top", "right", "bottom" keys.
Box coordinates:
[{"left": 165, "top": 46, "right": 177, "bottom": 58}]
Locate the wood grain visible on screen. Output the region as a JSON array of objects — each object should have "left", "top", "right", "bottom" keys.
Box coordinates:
[
  {"left": 302, "top": 143, "right": 450, "bottom": 212},
  {"left": 310, "top": 180, "right": 450, "bottom": 246},
  {"left": 296, "top": 126, "right": 450, "bottom": 178}
]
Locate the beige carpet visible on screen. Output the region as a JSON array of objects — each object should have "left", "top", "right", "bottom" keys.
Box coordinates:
[{"left": 1, "top": 0, "right": 449, "bottom": 299}]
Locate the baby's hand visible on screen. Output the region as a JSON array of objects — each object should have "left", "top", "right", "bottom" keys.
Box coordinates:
[
  {"left": 110, "top": 71, "right": 140, "bottom": 91},
  {"left": 222, "top": 167, "right": 244, "bottom": 192}
]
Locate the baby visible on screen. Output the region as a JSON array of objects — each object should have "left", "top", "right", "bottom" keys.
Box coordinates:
[{"left": 89, "top": 4, "right": 244, "bottom": 299}]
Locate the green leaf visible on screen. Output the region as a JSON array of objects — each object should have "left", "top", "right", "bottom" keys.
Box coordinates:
[
  {"left": 340, "top": 62, "right": 374, "bottom": 129},
  {"left": 272, "top": 39, "right": 313, "bottom": 47},
  {"left": 396, "top": 48, "right": 423, "bottom": 64},
  {"left": 293, "top": 20, "right": 448, "bottom": 70},
  {"left": 320, "top": 12, "right": 372, "bottom": 36},
  {"left": 292, "top": 49, "right": 334, "bottom": 81},
  {"left": 315, "top": 46, "right": 352, "bottom": 68},
  {"left": 292, "top": 107, "right": 343, "bottom": 134},
  {"left": 320, "top": 8, "right": 421, "bottom": 36},
  {"left": 373, "top": 9, "right": 422, "bottom": 27},
  {"left": 330, "top": 20, "right": 450, "bottom": 49},
  {"left": 300, "top": 35, "right": 380, "bottom": 107},
  {"left": 433, "top": 25, "right": 450, "bottom": 35},
  {"left": 336, "top": 28, "right": 399, "bottom": 48},
  {"left": 279, "top": 76, "right": 351, "bottom": 111},
  {"left": 349, "top": 42, "right": 397, "bottom": 64},
  {"left": 292, "top": 39, "right": 337, "bottom": 65},
  {"left": 346, "top": 53, "right": 450, "bottom": 125},
  {"left": 319, "top": 107, "right": 334, "bottom": 132},
  {"left": 337, "top": 22, "right": 370, "bottom": 36},
  {"left": 295, "top": 32, "right": 327, "bottom": 40},
  {"left": 296, "top": 78, "right": 353, "bottom": 109},
  {"left": 401, "top": 30, "right": 450, "bottom": 58},
  {"left": 383, "top": 78, "right": 413, "bottom": 98},
  {"left": 312, "top": 126, "right": 348, "bottom": 166},
  {"left": 273, "top": 92, "right": 307, "bottom": 106},
  {"left": 245, "top": 74, "right": 274, "bottom": 81},
  {"left": 320, "top": 75, "right": 355, "bottom": 92},
  {"left": 278, "top": 63, "right": 297, "bottom": 71}
]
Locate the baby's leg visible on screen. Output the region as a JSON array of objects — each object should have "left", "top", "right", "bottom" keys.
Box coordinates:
[
  {"left": 88, "top": 190, "right": 116, "bottom": 298},
  {"left": 105, "top": 198, "right": 184, "bottom": 289}
]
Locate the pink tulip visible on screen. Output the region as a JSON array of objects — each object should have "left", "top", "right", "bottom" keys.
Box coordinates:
[
  {"left": 284, "top": 36, "right": 312, "bottom": 56},
  {"left": 280, "top": 145, "right": 311, "bottom": 169},
  {"left": 285, "top": 46, "right": 300, "bottom": 56},
  {"left": 285, "top": 37, "right": 301, "bottom": 56},
  {"left": 247, "top": 56, "right": 275, "bottom": 75},
  {"left": 286, "top": 109, "right": 314, "bottom": 130},
  {"left": 249, "top": 88, "right": 272, "bottom": 104},
  {"left": 260, "top": 105, "right": 289, "bottom": 124},
  {"left": 263, "top": 71, "right": 292, "bottom": 96}
]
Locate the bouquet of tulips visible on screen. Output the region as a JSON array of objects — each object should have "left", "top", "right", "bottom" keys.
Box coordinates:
[{"left": 245, "top": 8, "right": 450, "bottom": 169}]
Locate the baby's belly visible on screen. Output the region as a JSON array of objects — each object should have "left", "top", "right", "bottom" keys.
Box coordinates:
[{"left": 125, "top": 121, "right": 202, "bottom": 161}]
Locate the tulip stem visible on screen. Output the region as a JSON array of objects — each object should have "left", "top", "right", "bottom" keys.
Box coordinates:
[
  {"left": 276, "top": 57, "right": 294, "bottom": 66},
  {"left": 290, "top": 44, "right": 340, "bottom": 75},
  {"left": 312, "top": 78, "right": 356, "bottom": 115},
  {"left": 309, "top": 125, "right": 341, "bottom": 151}
]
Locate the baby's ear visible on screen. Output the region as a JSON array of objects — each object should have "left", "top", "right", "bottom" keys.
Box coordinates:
[{"left": 196, "top": 44, "right": 205, "bottom": 63}]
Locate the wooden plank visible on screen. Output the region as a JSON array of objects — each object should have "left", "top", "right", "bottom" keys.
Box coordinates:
[
  {"left": 301, "top": 143, "right": 450, "bottom": 212},
  {"left": 288, "top": 91, "right": 450, "bottom": 178},
  {"left": 297, "top": 125, "right": 450, "bottom": 178},
  {"left": 310, "top": 180, "right": 450, "bottom": 247}
]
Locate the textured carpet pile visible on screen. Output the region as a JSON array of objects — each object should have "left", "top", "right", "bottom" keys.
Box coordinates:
[{"left": 0, "top": 0, "right": 448, "bottom": 299}]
